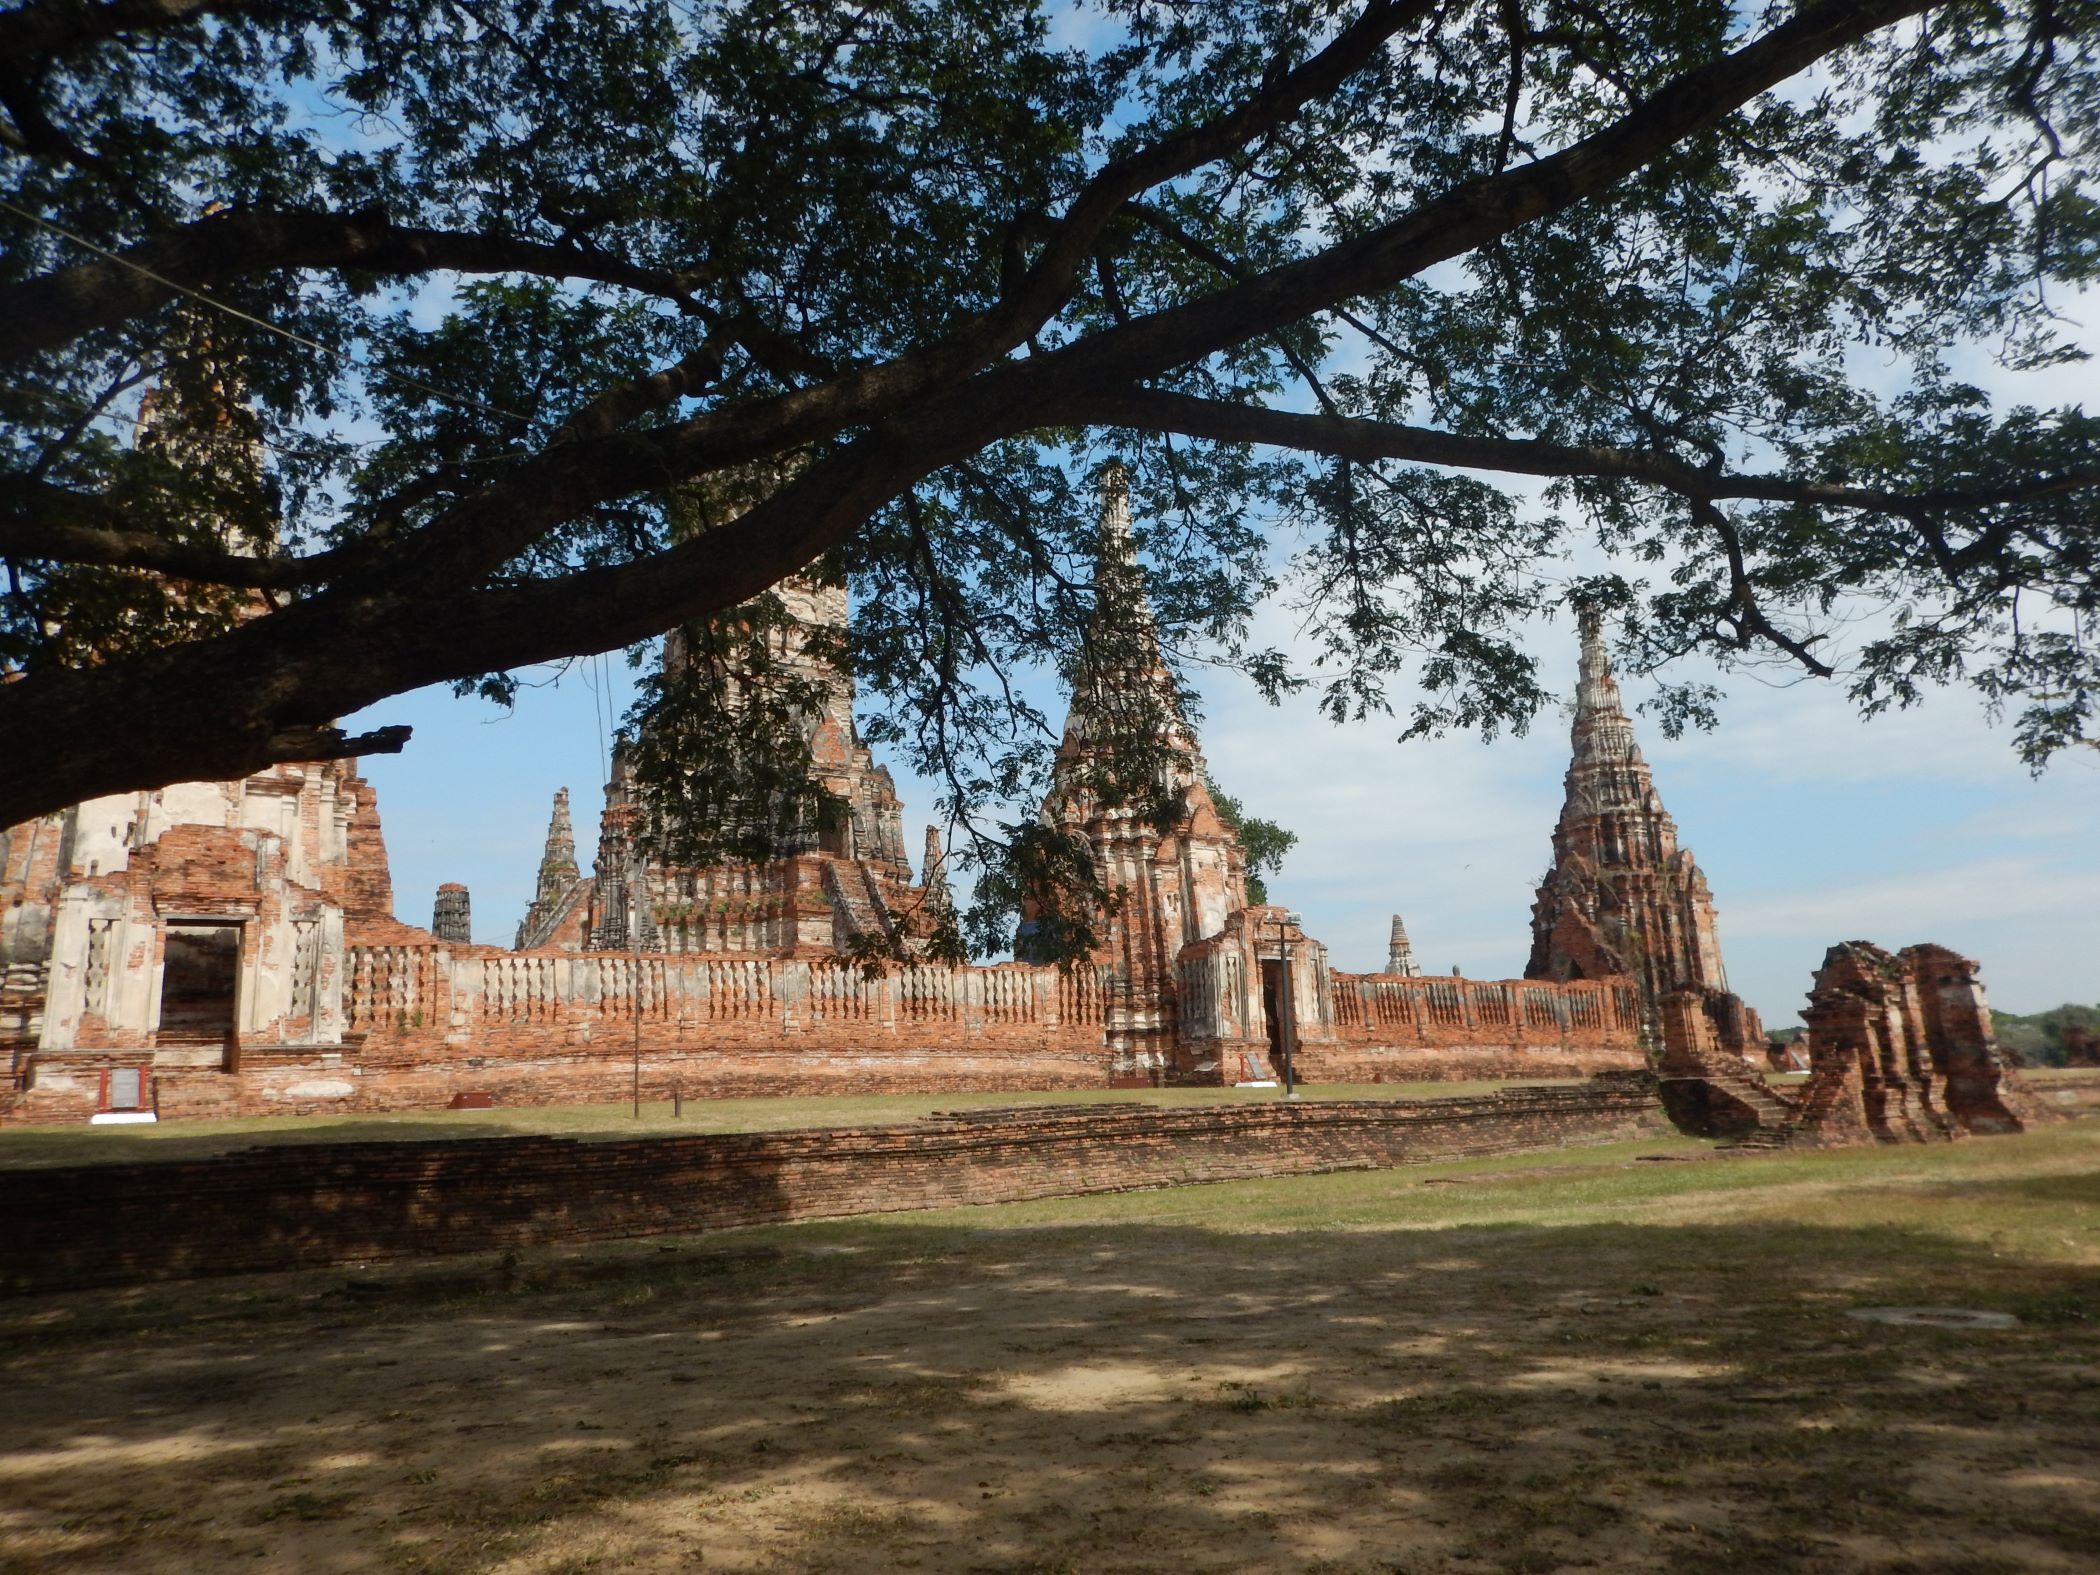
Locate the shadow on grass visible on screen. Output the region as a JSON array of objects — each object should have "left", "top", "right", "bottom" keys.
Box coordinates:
[
  {"left": 3, "top": 1214, "right": 2098, "bottom": 1575},
  {"left": 0, "top": 1114, "right": 626, "bottom": 1172}
]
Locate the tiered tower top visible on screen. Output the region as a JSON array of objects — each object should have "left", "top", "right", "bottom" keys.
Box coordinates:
[{"left": 1525, "top": 611, "right": 1729, "bottom": 999}]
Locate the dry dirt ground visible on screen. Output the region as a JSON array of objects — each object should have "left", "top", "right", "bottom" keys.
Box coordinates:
[{"left": 3, "top": 1126, "right": 2099, "bottom": 1575}]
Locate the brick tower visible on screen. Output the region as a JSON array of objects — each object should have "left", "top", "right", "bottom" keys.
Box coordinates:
[
  {"left": 1034, "top": 464, "right": 1254, "bottom": 1077},
  {"left": 431, "top": 883, "right": 472, "bottom": 945},
  {"left": 1525, "top": 611, "right": 1731, "bottom": 1006},
  {"left": 522, "top": 571, "right": 941, "bottom": 958},
  {"left": 1385, "top": 914, "right": 1422, "bottom": 977},
  {"left": 515, "top": 788, "right": 589, "bottom": 949}
]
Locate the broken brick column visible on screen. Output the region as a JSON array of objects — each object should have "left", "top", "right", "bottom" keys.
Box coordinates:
[
  {"left": 1800, "top": 943, "right": 1940, "bottom": 1142},
  {"left": 1900, "top": 944, "right": 2054, "bottom": 1135}
]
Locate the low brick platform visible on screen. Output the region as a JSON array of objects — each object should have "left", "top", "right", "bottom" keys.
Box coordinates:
[
  {"left": 0, "top": 1076, "right": 1662, "bottom": 1294},
  {"left": 2029, "top": 1070, "right": 2100, "bottom": 1114}
]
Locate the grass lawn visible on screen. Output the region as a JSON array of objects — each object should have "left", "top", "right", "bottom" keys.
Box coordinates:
[
  {"left": 3, "top": 1122, "right": 2098, "bottom": 1573},
  {"left": 0, "top": 1079, "right": 1573, "bottom": 1170}
]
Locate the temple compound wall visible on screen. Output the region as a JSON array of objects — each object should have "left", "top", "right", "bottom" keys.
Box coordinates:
[{"left": 3, "top": 924, "right": 1643, "bottom": 1121}]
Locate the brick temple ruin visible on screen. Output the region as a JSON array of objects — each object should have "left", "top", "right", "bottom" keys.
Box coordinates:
[{"left": 0, "top": 468, "right": 2044, "bottom": 1143}]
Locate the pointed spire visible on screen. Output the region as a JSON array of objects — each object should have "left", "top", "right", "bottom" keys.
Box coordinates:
[
  {"left": 1090, "top": 460, "right": 1155, "bottom": 636},
  {"left": 1067, "top": 459, "right": 1180, "bottom": 742},
  {"left": 534, "top": 787, "right": 579, "bottom": 902},
  {"left": 1386, "top": 913, "right": 1421, "bottom": 977},
  {"left": 1571, "top": 607, "right": 1641, "bottom": 765},
  {"left": 922, "top": 824, "right": 953, "bottom": 913},
  {"left": 1527, "top": 611, "right": 1730, "bottom": 1001},
  {"left": 1098, "top": 459, "right": 1135, "bottom": 570}
]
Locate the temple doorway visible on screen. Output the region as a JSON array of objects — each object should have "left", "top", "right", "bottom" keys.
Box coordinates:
[
  {"left": 1260, "top": 959, "right": 1284, "bottom": 1063},
  {"left": 158, "top": 922, "right": 241, "bottom": 1055}
]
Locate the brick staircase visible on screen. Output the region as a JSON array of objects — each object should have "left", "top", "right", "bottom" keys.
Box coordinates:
[
  {"left": 822, "top": 861, "right": 895, "bottom": 950},
  {"left": 1661, "top": 1044, "right": 1802, "bottom": 1147},
  {"left": 1786, "top": 1063, "right": 1860, "bottom": 1143}
]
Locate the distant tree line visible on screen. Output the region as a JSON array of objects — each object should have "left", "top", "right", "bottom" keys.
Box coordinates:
[{"left": 1992, "top": 1005, "right": 2100, "bottom": 1067}]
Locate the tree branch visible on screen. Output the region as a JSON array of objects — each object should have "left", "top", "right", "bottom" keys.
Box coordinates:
[
  {"left": 0, "top": 415, "right": 970, "bottom": 825},
  {"left": 0, "top": 207, "right": 717, "bottom": 360},
  {"left": 1022, "top": 0, "right": 1938, "bottom": 397},
  {"left": 974, "top": 0, "right": 1441, "bottom": 359},
  {"left": 1690, "top": 497, "right": 1836, "bottom": 677},
  {"left": 0, "top": 0, "right": 254, "bottom": 61},
  {"left": 261, "top": 722, "right": 413, "bottom": 766},
  {"left": 1076, "top": 388, "right": 2100, "bottom": 516},
  {"left": 0, "top": 475, "right": 353, "bottom": 587}
]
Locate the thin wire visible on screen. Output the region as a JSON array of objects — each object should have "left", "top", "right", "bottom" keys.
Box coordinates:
[
  {"left": 585, "top": 646, "right": 610, "bottom": 789},
  {"left": 0, "top": 196, "right": 537, "bottom": 426},
  {"left": 599, "top": 647, "right": 620, "bottom": 757}
]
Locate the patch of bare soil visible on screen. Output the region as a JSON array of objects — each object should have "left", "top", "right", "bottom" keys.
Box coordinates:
[{"left": 2, "top": 1213, "right": 2097, "bottom": 1573}]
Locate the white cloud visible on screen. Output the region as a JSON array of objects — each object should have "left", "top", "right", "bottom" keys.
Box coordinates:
[{"left": 1726, "top": 857, "right": 2100, "bottom": 940}]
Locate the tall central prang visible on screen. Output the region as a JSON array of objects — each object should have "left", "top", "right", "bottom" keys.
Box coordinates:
[
  {"left": 1032, "top": 465, "right": 1324, "bottom": 1082},
  {"left": 1526, "top": 609, "right": 1760, "bottom": 1052}
]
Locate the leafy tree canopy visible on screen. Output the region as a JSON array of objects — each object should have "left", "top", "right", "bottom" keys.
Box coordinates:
[
  {"left": 4, "top": 0, "right": 2098, "bottom": 938},
  {"left": 1205, "top": 777, "right": 1299, "bottom": 904},
  {"left": 1991, "top": 1002, "right": 2100, "bottom": 1064}
]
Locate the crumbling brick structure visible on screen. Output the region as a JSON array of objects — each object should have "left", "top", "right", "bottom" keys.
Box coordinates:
[
  {"left": 430, "top": 883, "right": 472, "bottom": 945},
  {"left": 525, "top": 572, "right": 949, "bottom": 961},
  {"left": 1032, "top": 465, "right": 1265, "bottom": 1083},
  {"left": 1793, "top": 941, "right": 2051, "bottom": 1142},
  {"left": 0, "top": 763, "right": 417, "bottom": 1121},
  {"left": 1657, "top": 941, "right": 2053, "bottom": 1145},
  {"left": 1524, "top": 610, "right": 1761, "bottom": 1057},
  {"left": 515, "top": 788, "right": 591, "bottom": 949}
]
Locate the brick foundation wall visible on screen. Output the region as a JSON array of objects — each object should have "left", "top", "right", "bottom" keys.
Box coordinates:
[
  {"left": 1298, "top": 1043, "right": 1649, "bottom": 1082},
  {"left": 2026, "top": 1070, "right": 2100, "bottom": 1116},
  {"left": 7, "top": 1039, "right": 1118, "bottom": 1124},
  {"left": 0, "top": 1076, "right": 1663, "bottom": 1294}
]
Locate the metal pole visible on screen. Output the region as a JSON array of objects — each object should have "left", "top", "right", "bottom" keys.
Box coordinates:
[
  {"left": 1280, "top": 918, "right": 1296, "bottom": 1100},
  {"left": 631, "top": 852, "right": 643, "bottom": 1119}
]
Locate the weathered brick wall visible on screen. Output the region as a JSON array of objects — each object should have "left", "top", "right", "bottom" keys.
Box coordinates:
[
  {"left": 6, "top": 943, "right": 1665, "bottom": 1122},
  {"left": 1310, "top": 972, "right": 1648, "bottom": 1080},
  {"left": 8, "top": 1037, "right": 1120, "bottom": 1124},
  {"left": 338, "top": 775, "right": 395, "bottom": 922},
  {"left": 0, "top": 1076, "right": 1663, "bottom": 1293}
]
